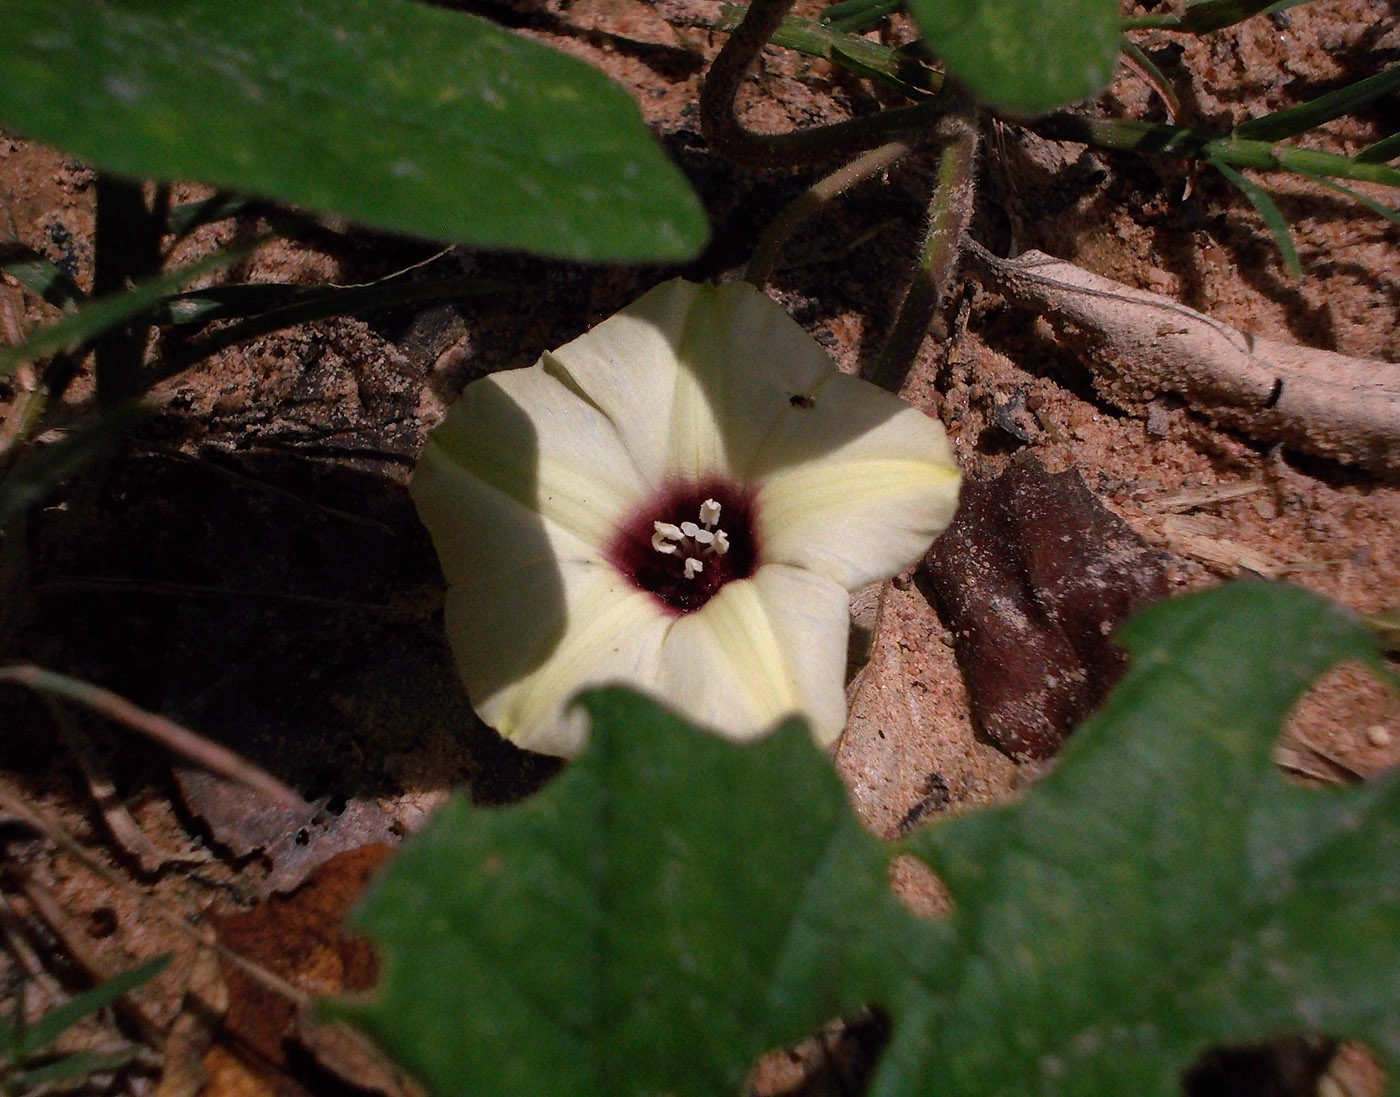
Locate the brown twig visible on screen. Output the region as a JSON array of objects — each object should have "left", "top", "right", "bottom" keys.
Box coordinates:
[
  {"left": 45, "top": 696, "right": 215, "bottom": 873},
  {"left": 16, "top": 875, "right": 168, "bottom": 1048},
  {"left": 967, "top": 243, "right": 1400, "bottom": 476},
  {"left": 0, "top": 663, "right": 307, "bottom": 810},
  {"left": 699, "top": 0, "right": 966, "bottom": 170},
  {"left": 0, "top": 774, "right": 309, "bottom": 1008}
]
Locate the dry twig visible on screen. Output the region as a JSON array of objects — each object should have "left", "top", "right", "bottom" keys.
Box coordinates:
[
  {"left": 969, "top": 244, "right": 1400, "bottom": 476},
  {"left": 0, "top": 663, "right": 307, "bottom": 810}
]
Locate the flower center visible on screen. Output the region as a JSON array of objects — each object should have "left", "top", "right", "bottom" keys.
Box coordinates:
[{"left": 607, "top": 481, "right": 758, "bottom": 613}]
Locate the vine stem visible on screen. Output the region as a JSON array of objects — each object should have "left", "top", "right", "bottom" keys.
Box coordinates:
[
  {"left": 744, "top": 139, "right": 914, "bottom": 286},
  {"left": 699, "top": 0, "right": 966, "bottom": 171},
  {"left": 866, "top": 112, "right": 979, "bottom": 394}
]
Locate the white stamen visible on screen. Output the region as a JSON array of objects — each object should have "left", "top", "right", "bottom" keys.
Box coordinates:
[
  {"left": 653, "top": 521, "right": 683, "bottom": 541},
  {"left": 683, "top": 557, "right": 704, "bottom": 580},
  {"left": 651, "top": 531, "right": 679, "bottom": 554},
  {"left": 699, "top": 499, "right": 722, "bottom": 528},
  {"left": 680, "top": 521, "right": 701, "bottom": 538},
  {"left": 713, "top": 530, "right": 730, "bottom": 555},
  {"left": 692, "top": 528, "right": 715, "bottom": 546}
]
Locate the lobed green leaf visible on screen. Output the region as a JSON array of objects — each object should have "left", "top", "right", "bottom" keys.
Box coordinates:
[
  {"left": 338, "top": 690, "right": 925, "bottom": 1097},
  {"left": 344, "top": 582, "right": 1399, "bottom": 1097}
]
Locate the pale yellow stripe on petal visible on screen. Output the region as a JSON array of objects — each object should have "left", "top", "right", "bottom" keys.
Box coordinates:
[
  {"left": 657, "top": 576, "right": 804, "bottom": 741},
  {"left": 757, "top": 458, "right": 960, "bottom": 591},
  {"left": 453, "top": 568, "right": 670, "bottom": 758}
]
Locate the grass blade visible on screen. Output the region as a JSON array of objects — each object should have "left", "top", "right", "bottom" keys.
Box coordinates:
[
  {"left": 1294, "top": 171, "right": 1400, "bottom": 227},
  {"left": 1356, "top": 132, "right": 1400, "bottom": 164},
  {"left": 14, "top": 955, "right": 169, "bottom": 1059},
  {"left": 820, "top": 0, "right": 902, "bottom": 33},
  {"left": 158, "top": 275, "right": 502, "bottom": 376},
  {"left": 0, "top": 245, "right": 249, "bottom": 380},
  {"left": 1209, "top": 155, "right": 1302, "bottom": 277},
  {"left": 164, "top": 192, "right": 262, "bottom": 246},
  {"left": 7, "top": 1049, "right": 143, "bottom": 1090},
  {"left": 0, "top": 403, "right": 146, "bottom": 528},
  {"left": 1235, "top": 65, "right": 1400, "bottom": 142},
  {"left": 0, "top": 243, "right": 86, "bottom": 310}
]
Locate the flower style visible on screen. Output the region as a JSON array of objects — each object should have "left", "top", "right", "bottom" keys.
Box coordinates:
[{"left": 411, "top": 279, "right": 960, "bottom": 756}]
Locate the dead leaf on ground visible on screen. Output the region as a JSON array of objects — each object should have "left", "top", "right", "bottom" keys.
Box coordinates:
[{"left": 920, "top": 456, "right": 1169, "bottom": 760}]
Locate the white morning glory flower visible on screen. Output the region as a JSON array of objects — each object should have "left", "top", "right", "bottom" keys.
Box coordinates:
[{"left": 411, "top": 279, "right": 960, "bottom": 757}]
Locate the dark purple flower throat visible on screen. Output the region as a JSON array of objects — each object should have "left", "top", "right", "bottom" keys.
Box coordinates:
[{"left": 606, "top": 480, "right": 758, "bottom": 614}]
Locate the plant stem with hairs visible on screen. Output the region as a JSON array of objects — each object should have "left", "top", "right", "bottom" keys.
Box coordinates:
[{"left": 867, "top": 114, "right": 980, "bottom": 394}]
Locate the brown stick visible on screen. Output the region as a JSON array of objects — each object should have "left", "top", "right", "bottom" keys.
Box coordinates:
[
  {"left": 0, "top": 663, "right": 307, "bottom": 810},
  {"left": 969, "top": 244, "right": 1400, "bottom": 476}
]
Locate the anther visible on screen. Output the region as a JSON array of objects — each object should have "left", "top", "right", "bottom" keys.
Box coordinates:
[
  {"left": 699, "top": 499, "right": 722, "bottom": 528},
  {"left": 680, "top": 521, "right": 700, "bottom": 538},
  {"left": 651, "top": 531, "right": 678, "bottom": 554},
  {"left": 683, "top": 557, "right": 704, "bottom": 580},
  {"left": 713, "top": 530, "right": 730, "bottom": 555}
]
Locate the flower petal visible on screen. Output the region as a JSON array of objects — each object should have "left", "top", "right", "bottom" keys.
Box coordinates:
[
  {"left": 541, "top": 280, "right": 838, "bottom": 484},
  {"left": 751, "top": 372, "right": 960, "bottom": 591},
  {"left": 655, "top": 564, "right": 851, "bottom": 746},
  {"left": 419, "top": 360, "right": 648, "bottom": 552},
  {"left": 446, "top": 561, "right": 671, "bottom": 757}
]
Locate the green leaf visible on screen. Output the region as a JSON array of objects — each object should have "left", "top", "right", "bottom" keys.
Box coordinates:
[
  {"left": 0, "top": 243, "right": 86, "bottom": 310},
  {"left": 0, "top": 0, "right": 706, "bottom": 263},
  {"left": 338, "top": 690, "right": 928, "bottom": 1097},
  {"left": 1235, "top": 65, "right": 1400, "bottom": 142},
  {"left": 342, "top": 582, "right": 1399, "bottom": 1097},
  {"left": 0, "top": 403, "right": 147, "bottom": 529},
  {"left": 903, "top": 0, "right": 1120, "bottom": 114},
  {"left": 1356, "top": 132, "right": 1400, "bottom": 164},
  {"left": 5, "top": 1049, "right": 143, "bottom": 1092},
  {"left": 1210, "top": 155, "right": 1303, "bottom": 277},
  {"left": 0, "top": 245, "right": 248, "bottom": 380},
  {"left": 893, "top": 581, "right": 1396, "bottom": 1097},
  {"left": 13, "top": 955, "right": 169, "bottom": 1060}
]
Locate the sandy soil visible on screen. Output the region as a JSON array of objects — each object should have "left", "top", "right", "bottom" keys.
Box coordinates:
[{"left": 0, "top": 0, "right": 1396, "bottom": 1093}]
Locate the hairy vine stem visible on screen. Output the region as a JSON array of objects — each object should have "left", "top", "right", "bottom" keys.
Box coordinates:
[
  {"left": 867, "top": 111, "right": 979, "bottom": 394},
  {"left": 743, "top": 139, "right": 914, "bottom": 286},
  {"left": 699, "top": 0, "right": 967, "bottom": 171}
]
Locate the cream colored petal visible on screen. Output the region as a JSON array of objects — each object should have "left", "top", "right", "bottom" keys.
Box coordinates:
[
  {"left": 419, "top": 360, "right": 648, "bottom": 552},
  {"left": 751, "top": 372, "right": 960, "bottom": 591},
  {"left": 538, "top": 279, "right": 696, "bottom": 486},
  {"left": 446, "top": 561, "right": 671, "bottom": 758},
  {"left": 541, "top": 279, "right": 838, "bottom": 485},
  {"left": 655, "top": 564, "right": 850, "bottom": 747},
  {"left": 413, "top": 422, "right": 671, "bottom": 758}
]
